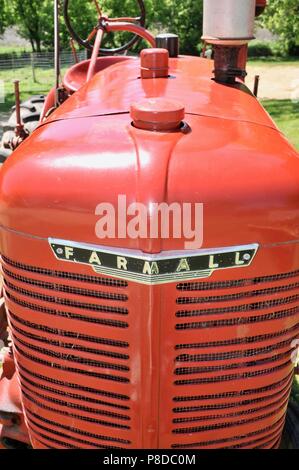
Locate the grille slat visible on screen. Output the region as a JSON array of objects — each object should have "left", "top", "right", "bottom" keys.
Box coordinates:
[
  {"left": 173, "top": 372, "right": 293, "bottom": 402},
  {"left": 173, "top": 376, "right": 293, "bottom": 413},
  {"left": 172, "top": 398, "right": 289, "bottom": 434},
  {"left": 177, "top": 284, "right": 299, "bottom": 304},
  {"left": 174, "top": 360, "right": 291, "bottom": 385},
  {"left": 10, "top": 311, "right": 129, "bottom": 348},
  {"left": 11, "top": 318, "right": 129, "bottom": 360},
  {"left": 5, "top": 279, "right": 128, "bottom": 315},
  {"left": 18, "top": 364, "right": 130, "bottom": 401},
  {"left": 174, "top": 350, "right": 292, "bottom": 376},
  {"left": 172, "top": 390, "right": 290, "bottom": 424},
  {"left": 171, "top": 415, "right": 285, "bottom": 448},
  {"left": 176, "top": 297, "right": 299, "bottom": 318},
  {"left": 2, "top": 256, "right": 128, "bottom": 287},
  {"left": 3, "top": 267, "right": 128, "bottom": 301},
  {"left": 6, "top": 292, "right": 129, "bottom": 328},
  {"left": 14, "top": 344, "right": 130, "bottom": 383},
  {"left": 20, "top": 372, "right": 130, "bottom": 410},
  {"left": 175, "top": 305, "right": 299, "bottom": 330},
  {"left": 175, "top": 335, "right": 298, "bottom": 363},
  {"left": 13, "top": 334, "right": 130, "bottom": 373},
  {"left": 21, "top": 382, "right": 131, "bottom": 421},
  {"left": 175, "top": 324, "right": 299, "bottom": 350},
  {"left": 26, "top": 409, "right": 131, "bottom": 444},
  {"left": 22, "top": 393, "right": 131, "bottom": 429},
  {"left": 28, "top": 419, "right": 123, "bottom": 449},
  {"left": 177, "top": 270, "right": 299, "bottom": 291}
]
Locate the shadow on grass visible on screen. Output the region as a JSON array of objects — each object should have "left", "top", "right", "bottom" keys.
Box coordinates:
[
  {"left": 0, "top": 90, "right": 48, "bottom": 114},
  {"left": 261, "top": 99, "right": 299, "bottom": 118},
  {"left": 249, "top": 56, "right": 299, "bottom": 63}
]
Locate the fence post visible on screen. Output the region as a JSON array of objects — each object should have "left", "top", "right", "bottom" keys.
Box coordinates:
[{"left": 31, "top": 54, "right": 37, "bottom": 83}]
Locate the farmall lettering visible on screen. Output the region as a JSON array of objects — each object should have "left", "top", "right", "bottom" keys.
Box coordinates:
[{"left": 50, "top": 240, "right": 258, "bottom": 285}]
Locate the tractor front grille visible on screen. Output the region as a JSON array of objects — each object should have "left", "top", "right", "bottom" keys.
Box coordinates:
[
  {"left": 1, "top": 252, "right": 299, "bottom": 449},
  {"left": 2, "top": 255, "right": 137, "bottom": 449},
  {"left": 164, "top": 272, "right": 299, "bottom": 449}
]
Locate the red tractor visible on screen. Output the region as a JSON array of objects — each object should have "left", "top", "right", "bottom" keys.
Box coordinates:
[{"left": 0, "top": 0, "right": 298, "bottom": 449}]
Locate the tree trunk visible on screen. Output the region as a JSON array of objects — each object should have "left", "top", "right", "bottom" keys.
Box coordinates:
[
  {"left": 35, "top": 38, "right": 42, "bottom": 53},
  {"left": 30, "top": 38, "right": 36, "bottom": 53}
]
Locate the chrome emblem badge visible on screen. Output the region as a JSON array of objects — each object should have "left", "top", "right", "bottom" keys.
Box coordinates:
[{"left": 49, "top": 239, "right": 259, "bottom": 285}]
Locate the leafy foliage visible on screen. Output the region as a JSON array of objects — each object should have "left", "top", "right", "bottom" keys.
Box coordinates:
[
  {"left": 259, "top": 0, "right": 299, "bottom": 55},
  {"left": 0, "top": 0, "right": 8, "bottom": 35},
  {"left": 4, "top": 0, "right": 53, "bottom": 52},
  {"left": 146, "top": 0, "right": 203, "bottom": 55},
  {"left": 2, "top": 0, "right": 298, "bottom": 57},
  {"left": 248, "top": 40, "right": 273, "bottom": 58},
  {"left": 1, "top": 0, "right": 204, "bottom": 54}
]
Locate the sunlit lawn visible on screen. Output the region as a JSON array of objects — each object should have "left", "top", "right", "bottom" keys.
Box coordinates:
[
  {"left": 0, "top": 66, "right": 58, "bottom": 113},
  {"left": 262, "top": 99, "right": 299, "bottom": 150}
]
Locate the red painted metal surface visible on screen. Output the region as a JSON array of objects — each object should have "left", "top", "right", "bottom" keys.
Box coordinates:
[
  {"left": 63, "top": 56, "right": 134, "bottom": 94},
  {"left": 140, "top": 48, "right": 169, "bottom": 79},
  {"left": 86, "top": 28, "right": 105, "bottom": 83},
  {"left": 131, "top": 98, "right": 185, "bottom": 131},
  {"left": 0, "top": 51, "right": 298, "bottom": 448},
  {"left": 105, "top": 22, "right": 156, "bottom": 48},
  {"left": 0, "top": 351, "right": 31, "bottom": 447},
  {"left": 39, "top": 87, "right": 56, "bottom": 123},
  {"left": 1, "top": 57, "right": 298, "bottom": 253},
  {"left": 46, "top": 56, "right": 277, "bottom": 126}
]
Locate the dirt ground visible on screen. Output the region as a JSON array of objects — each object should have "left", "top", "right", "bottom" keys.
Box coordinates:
[{"left": 247, "top": 63, "right": 299, "bottom": 100}]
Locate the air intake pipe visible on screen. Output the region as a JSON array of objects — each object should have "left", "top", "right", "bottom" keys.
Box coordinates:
[{"left": 202, "top": 0, "right": 265, "bottom": 84}]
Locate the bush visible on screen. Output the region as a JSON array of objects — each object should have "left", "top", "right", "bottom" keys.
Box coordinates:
[{"left": 248, "top": 40, "right": 273, "bottom": 58}]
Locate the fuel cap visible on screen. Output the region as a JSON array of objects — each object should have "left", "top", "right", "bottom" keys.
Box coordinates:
[
  {"left": 140, "top": 48, "right": 169, "bottom": 79},
  {"left": 131, "top": 98, "right": 185, "bottom": 132}
]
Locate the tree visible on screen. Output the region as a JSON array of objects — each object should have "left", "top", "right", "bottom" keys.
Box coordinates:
[
  {"left": 4, "top": 0, "right": 54, "bottom": 52},
  {"left": 260, "top": 0, "right": 299, "bottom": 55},
  {"left": 3, "top": 0, "right": 204, "bottom": 54},
  {"left": 146, "top": 0, "right": 203, "bottom": 55},
  {"left": 0, "top": 0, "right": 9, "bottom": 35}
]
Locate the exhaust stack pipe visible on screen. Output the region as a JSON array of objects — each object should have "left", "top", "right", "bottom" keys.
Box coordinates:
[{"left": 202, "top": 0, "right": 256, "bottom": 84}]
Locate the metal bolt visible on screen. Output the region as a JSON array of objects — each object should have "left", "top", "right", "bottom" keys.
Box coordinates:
[{"left": 56, "top": 248, "right": 63, "bottom": 255}]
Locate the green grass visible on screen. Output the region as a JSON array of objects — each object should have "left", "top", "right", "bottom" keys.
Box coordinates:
[
  {"left": 248, "top": 57, "right": 299, "bottom": 66},
  {"left": 0, "top": 66, "right": 63, "bottom": 113},
  {"left": 261, "top": 99, "right": 299, "bottom": 150},
  {"left": 0, "top": 45, "right": 31, "bottom": 54}
]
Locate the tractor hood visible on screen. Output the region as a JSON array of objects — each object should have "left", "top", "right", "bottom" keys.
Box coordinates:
[
  {"left": 47, "top": 56, "right": 276, "bottom": 128},
  {"left": 1, "top": 55, "right": 299, "bottom": 253}
]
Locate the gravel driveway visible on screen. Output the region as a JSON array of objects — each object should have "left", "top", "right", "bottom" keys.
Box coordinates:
[{"left": 247, "top": 63, "right": 299, "bottom": 100}]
